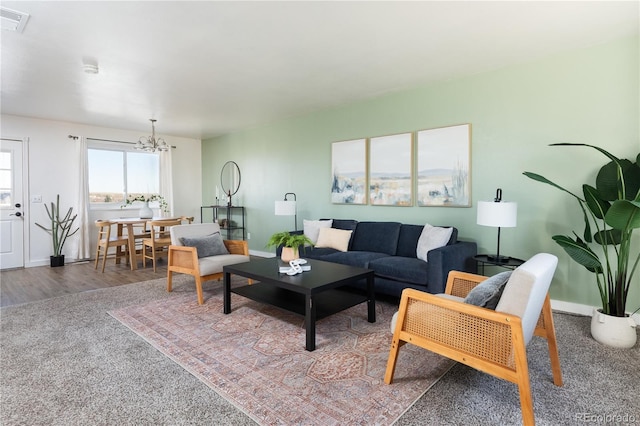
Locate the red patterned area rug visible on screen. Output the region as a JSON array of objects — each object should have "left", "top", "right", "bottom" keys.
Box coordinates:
[{"left": 109, "top": 283, "right": 455, "bottom": 426}]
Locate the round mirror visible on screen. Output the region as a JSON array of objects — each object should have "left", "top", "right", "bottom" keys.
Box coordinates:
[{"left": 220, "top": 161, "right": 241, "bottom": 196}]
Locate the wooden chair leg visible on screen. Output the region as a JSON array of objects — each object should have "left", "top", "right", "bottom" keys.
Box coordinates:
[
  {"left": 384, "top": 336, "right": 403, "bottom": 384},
  {"left": 152, "top": 246, "right": 157, "bottom": 272},
  {"left": 541, "top": 295, "right": 563, "bottom": 386},
  {"left": 512, "top": 335, "right": 534, "bottom": 426},
  {"left": 94, "top": 246, "right": 100, "bottom": 269},
  {"left": 167, "top": 271, "right": 173, "bottom": 293},
  {"left": 195, "top": 276, "right": 204, "bottom": 305},
  {"left": 101, "top": 246, "right": 108, "bottom": 273}
]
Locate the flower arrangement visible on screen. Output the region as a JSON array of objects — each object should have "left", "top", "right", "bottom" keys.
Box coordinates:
[{"left": 122, "top": 194, "right": 169, "bottom": 213}]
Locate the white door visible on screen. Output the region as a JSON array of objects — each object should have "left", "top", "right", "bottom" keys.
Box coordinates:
[{"left": 0, "top": 139, "right": 25, "bottom": 269}]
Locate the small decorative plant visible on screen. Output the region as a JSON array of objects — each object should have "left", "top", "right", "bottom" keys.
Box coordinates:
[
  {"left": 523, "top": 143, "right": 640, "bottom": 318},
  {"left": 122, "top": 194, "right": 169, "bottom": 212},
  {"left": 266, "top": 231, "right": 313, "bottom": 250},
  {"left": 35, "top": 194, "right": 79, "bottom": 258}
]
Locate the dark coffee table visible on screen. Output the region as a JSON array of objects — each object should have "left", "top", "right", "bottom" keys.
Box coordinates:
[{"left": 223, "top": 257, "right": 375, "bottom": 351}]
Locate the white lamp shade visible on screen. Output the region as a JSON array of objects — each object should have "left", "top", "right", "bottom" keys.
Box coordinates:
[
  {"left": 477, "top": 201, "right": 517, "bottom": 228},
  {"left": 275, "top": 200, "right": 296, "bottom": 216}
]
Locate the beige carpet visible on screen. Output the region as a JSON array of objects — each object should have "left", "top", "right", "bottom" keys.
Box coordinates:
[{"left": 109, "top": 282, "right": 454, "bottom": 426}]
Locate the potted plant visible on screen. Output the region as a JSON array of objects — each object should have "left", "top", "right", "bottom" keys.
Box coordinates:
[
  {"left": 35, "top": 194, "right": 80, "bottom": 267},
  {"left": 122, "top": 194, "right": 169, "bottom": 218},
  {"left": 524, "top": 143, "right": 640, "bottom": 348},
  {"left": 266, "top": 231, "right": 313, "bottom": 262}
]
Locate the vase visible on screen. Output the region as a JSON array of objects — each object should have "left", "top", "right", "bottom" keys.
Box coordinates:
[
  {"left": 590, "top": 308, "right": 637, "bottom": 348},
  {"left": 281, "top": 247, "right": 299, "bottom": 263},
  {"left": 139, "top": 201, "right": 153, "bottom": 219},
  {"left": 50, "top": 255, "right": 65, "bottom": 267}
]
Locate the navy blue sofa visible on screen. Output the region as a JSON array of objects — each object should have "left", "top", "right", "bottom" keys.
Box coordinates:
[{"left": 282, "top": 219, "right": 477, "bottom": 298}]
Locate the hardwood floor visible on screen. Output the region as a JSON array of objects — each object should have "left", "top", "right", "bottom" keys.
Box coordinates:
[{"left": 0, "top": 258, "right": 169, "bottom": 308}]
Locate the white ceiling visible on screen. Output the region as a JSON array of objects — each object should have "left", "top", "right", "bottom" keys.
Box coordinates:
[{"left": 1, "top": 1, "right": 638, "bottom": 140}]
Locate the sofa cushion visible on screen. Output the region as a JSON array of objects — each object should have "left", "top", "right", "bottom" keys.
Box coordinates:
[
  {"left": 315, "top": 228, "right": 352, "bottom": 252},
  {"left": 464, "top": 271, "right": 512, "bottom": 309},
  {"left": 303, "top": 219, "right": 333, "bottom": 244},
  {"left": 416, "top": 224, "right": 454, "bottom": 262},
  {"left": 397, "top": 224, "right": 458, "bottom": 258},
  {"left": 350, "top": 222, "right": 401, "bottom": 255},
  {"left": 368, "top": 256, "right": 429, "bottom": 286},
  {"left": 180, "top": 232, "right": 229, "bottom": 258},
  {"left": 320, "top": 251, "right": 388, "bottom": 268}
]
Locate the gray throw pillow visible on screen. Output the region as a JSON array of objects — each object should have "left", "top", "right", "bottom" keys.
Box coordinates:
[
  {"left": 463, "top": 271, "right": 512, "bottom": 310},
  {"left": 180, "top": 232, "right": 229, "bottom": 258}
]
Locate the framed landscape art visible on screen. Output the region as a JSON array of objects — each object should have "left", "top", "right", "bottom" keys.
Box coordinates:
[
  {"left": 369, "top": 133, "right": 413, "bottom": 206},
  {"left": 416, "top": 124, "right": 471, "bottom": 207},
  {"left": 331, "top": 139, "right": 367, "bottom": 204}
]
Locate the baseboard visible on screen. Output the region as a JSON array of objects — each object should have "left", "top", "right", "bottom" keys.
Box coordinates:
[
  {"left": 551, "top": 299, "right": 640, "bottom": 326},
  {"left": 249, "top": 250, "right": 275, "bottom": 258}
]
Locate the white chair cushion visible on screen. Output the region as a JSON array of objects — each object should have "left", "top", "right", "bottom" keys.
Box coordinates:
[
  {"left": 171, "top": 223, "right": 220, "bottom": 246},
  {"left": 496, "top": 253, "right": 558, "bottom": 345},
  {"left": 198, "top": 254, "right": 250, "bottom": 275}
]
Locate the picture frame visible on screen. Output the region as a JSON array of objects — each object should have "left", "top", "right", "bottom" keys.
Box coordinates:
[
  {"left": 368, "top": 132, "right": 413, "bottom": 206},
  {"left": 416, "top": 124, "right": 471, "bottom": 207},
  {"left": 331, "top": 138, "right": 367, "bottom": 204}
]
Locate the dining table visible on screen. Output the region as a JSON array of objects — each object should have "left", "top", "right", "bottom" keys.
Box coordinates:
[{"left": 112, "top": 217, "right": 181, "bottom": 270}]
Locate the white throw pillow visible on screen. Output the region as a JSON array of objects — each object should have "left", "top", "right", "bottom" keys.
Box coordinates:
[
  {"left": 315, "top": 227, "right": 352, "bottom": 252},
  {"left": 303, "top": 219, "right": 333, "bottom": 245},
  {"left": 416, "top": 223, "right": 453, "bottom": 262}
]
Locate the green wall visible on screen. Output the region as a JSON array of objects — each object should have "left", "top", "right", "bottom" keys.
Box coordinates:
[{"left": 203, "top": 35, "right": 639, "bottom": 309}]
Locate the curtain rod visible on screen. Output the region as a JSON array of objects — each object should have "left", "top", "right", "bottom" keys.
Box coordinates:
[{"left": 68, "top": 135, "right": 177, "bottom": 149}]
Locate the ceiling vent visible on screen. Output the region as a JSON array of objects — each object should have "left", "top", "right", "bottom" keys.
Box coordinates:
[{"left": 1, "top": 7, "right": 30, "bottom": 33}]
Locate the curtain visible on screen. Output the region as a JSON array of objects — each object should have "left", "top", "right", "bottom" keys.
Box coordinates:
[
  {"left": 159, "top": 149, "right": 174, "bottom": 216},
  {"left": 75, "top": 137, "right": 91, "bottom": 259}
]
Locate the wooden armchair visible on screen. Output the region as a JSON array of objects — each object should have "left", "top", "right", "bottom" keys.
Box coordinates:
[
  {"left": 167, "top": 223, "right": 249, "bottom": 304},
  {"left": 385, "top": 253, "right": 563, "bottom": 425}
]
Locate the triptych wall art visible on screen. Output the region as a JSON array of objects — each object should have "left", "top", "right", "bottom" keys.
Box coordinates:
[{"left": 330, "top": 123, "right": 471, "bottom": 207}]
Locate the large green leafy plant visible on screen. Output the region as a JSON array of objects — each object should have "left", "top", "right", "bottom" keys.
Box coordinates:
[
  {"left": 524, "top": 144, "right": 640, "bottom": 317},
  {"left": 266, "top": 231, "right": 313, "bottom": 250}
]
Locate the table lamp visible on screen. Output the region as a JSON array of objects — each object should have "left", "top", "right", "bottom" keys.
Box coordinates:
[
  {"left": 275, "top": 192, "right": 297, "bottom": 231},
  {"left": 477, "top": 188, "right": 517, "bottom": 263}
]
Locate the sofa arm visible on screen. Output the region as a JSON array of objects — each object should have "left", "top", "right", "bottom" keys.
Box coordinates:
[{"left": 426, "top": 241, "right": 478, "bottom": 293}]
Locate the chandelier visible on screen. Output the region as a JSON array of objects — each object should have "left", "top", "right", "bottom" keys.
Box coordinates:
[{"left": 135, "top": 119, "right": 169, "bottom": 152}]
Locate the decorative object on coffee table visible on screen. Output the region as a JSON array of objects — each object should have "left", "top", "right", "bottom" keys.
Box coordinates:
[{"left": 266, "top": 231, "right": 312, "bottom": 262}]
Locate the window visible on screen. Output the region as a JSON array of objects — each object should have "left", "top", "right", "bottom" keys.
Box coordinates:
[{"left": 88, "top": 146, "right": 160, "bottom": 206}]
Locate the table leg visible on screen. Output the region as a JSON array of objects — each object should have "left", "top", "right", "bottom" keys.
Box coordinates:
[
  {"left": 115, "top": 224, "right": 124, "bottom": 265},
  {"left": 223, "top": 271, "right": 232, "bottom": 314},
  {"left": 366, "top": 273, "right": 376, "bottom": 323},
  {"left": 305, "top": 294, "right": 316, "bottom": 351},
  {"left": 126, "top": 224, "right": 137, "bottom": 270}
]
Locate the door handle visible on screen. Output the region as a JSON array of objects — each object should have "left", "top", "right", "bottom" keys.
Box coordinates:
[{"left": 10, "top": 212, "right": 22, "bottom": 217}]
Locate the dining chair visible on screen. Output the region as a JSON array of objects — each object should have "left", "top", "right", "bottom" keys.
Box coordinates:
[
  {"left": 142, "top": 219, "right": 183, "bottom": 271},
  {"left": 385, "top": 253, "right": 563, "bottom": 425},
  {"left": 94, "top": 220, "right": 130, "bottom": 273},
  {"left": 180, "top": 216, "right": 195, "bottom": 224}
]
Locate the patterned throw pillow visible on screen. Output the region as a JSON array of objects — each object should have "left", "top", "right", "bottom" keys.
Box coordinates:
[{"left": 180, "top": 232, "right": 229, "bottom": 258}]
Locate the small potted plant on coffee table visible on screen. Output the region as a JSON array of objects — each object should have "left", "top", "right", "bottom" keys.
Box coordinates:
[{"left": 266, "top": 231, "right": 313, "bottom": 262}]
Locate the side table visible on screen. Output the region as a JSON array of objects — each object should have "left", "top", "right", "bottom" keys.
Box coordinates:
[{"left": 474, "top": 254, "right": 525, "bottom": 275}]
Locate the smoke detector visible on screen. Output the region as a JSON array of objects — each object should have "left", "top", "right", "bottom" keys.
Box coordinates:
[{"left": 1, "top": 6, "right": 30, "bottom": 33}]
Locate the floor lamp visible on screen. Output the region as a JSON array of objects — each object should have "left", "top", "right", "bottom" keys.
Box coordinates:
[
  {"left": 275, "top": 192, "right": 297, "bottom": 231},
  {"left": 477, "top": 188, "right": 517, "bottom": 263}
]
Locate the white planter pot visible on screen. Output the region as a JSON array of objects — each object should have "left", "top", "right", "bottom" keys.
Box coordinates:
[
  {"left": 590, "top": 308, "right": 637, "bottom": 349},
  {"left": 139, "top": 202, "right": 153, "bottom": 219}
]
